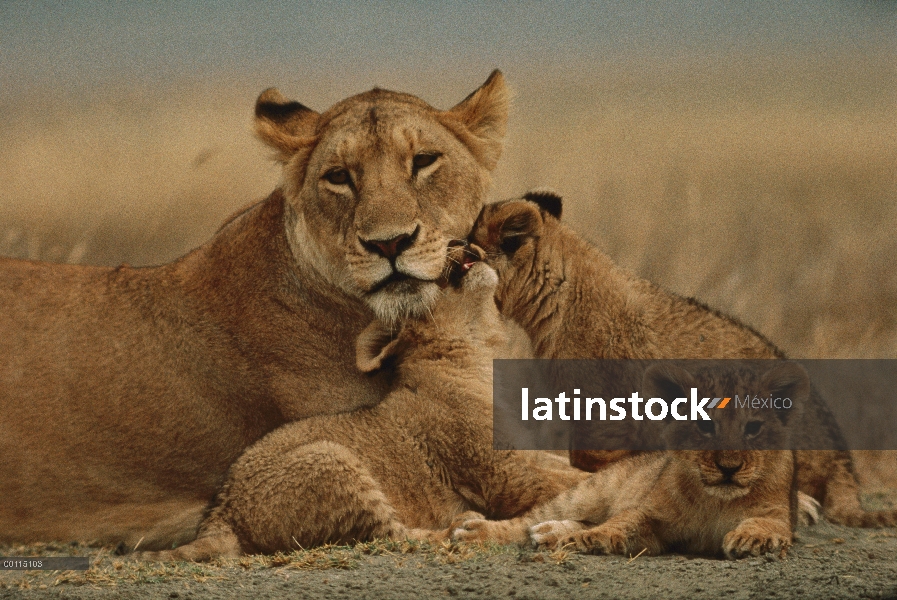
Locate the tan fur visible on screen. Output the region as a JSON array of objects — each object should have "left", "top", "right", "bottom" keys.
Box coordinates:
[
  {"left": 455, "top": 362, "right": 801, "bottom": 559},
  {"left": 0, "top": 73, "right": 510, "bottom": 549},
  {"left": 471, "top": 192, "right": 897, "bottom": 528},
  {"left": 140, "top": 259, "right": 587, "bottom": 561}
]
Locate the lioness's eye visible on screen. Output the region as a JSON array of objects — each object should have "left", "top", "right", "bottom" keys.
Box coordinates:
[
  {"left": 412, "top": 152, "right": 440, "bottom": 172},
  {"left": 324, "top": 169, "right": 351, "bottom": 186},
  {"left": 697, "top": 420, "right": 715, "bottom": 436},
  {"left": 744, "top": 421, "right": 763, "bottom": 437}
]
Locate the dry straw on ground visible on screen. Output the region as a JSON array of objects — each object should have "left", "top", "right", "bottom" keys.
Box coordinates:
[{"left": 0, "top": 539, "right": 569, "bottom": 590}]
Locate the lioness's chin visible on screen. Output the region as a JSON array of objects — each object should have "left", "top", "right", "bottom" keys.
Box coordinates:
[
  {"left": 366, "top": 280, "right": 441, "bottom": 324},
  {"left": 704, "top": 483, "right": 752, "bottom": 499}
]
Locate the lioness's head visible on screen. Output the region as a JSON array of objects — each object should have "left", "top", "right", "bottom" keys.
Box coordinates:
[
  {"left": 254, "top": 72, "right": 509, "bottom": 323},
  {"left": 643, "top": 361, "right": 808, "bottom": 499},
  {"left": 355, "top": 243, "right": 505, "bottom": 374}
]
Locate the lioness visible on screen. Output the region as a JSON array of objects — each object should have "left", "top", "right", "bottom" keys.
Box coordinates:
[
  {"left": 141, "top": 248, "right": 587, "bottom": 561},
  {"left": 0, "top": 72, "right": 509, "bottom": 549},
  {"left": 455, "top": 361, "right": 803, "bottom": 559},
  {"left": 470, "top": 191, "right": 897, "bottom": 528}
]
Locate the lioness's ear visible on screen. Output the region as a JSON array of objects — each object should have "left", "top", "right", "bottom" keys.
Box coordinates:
[
  {"left": 643, "top": 363, "right": 696, "bottom": 407},
  {"left": 356, "top": 321, "right": 402, "bottom": 373},
  {"left": 523, "top": 189, "right": 563, "bottom": 220},
  {"left": 495, "top": 201, "right": 543, "bottom": 255},
  {"left": 254, "top": 88, "right": 321, "bottom": 162},
  {"left": 761, "top": 362, "right": 809, "bottom": 425},
  {"left": 441, "top": 70, "right": 510, "bottom": 171}
]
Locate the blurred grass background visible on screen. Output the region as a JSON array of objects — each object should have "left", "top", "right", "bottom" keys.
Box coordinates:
[
  {"left": 2, "top": 53, "right": 894, "bottom": 360},
  {"left": 503, "top": 55, "right": 897, "bottom": 360}
]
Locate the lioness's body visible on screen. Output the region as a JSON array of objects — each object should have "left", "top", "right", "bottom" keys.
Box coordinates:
[
  {"left": 471, "top": 192, "right": 897, "bottom": 528},
  {"left": 455, "top": 362, "right": 802, "bottom": 559},
  {"left": 0, "top": 194, "right": 382, "bottom": 546},
  {"left": 0, "top": 73, "right": 509, "bottom": 548},
  {"left": 142, "top": 261, "right": 586, "bottom": 560}
]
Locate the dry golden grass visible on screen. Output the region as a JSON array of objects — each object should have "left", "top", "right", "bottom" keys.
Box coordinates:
[
  {"left": 3, "top": 55, "right": 893, "bottom": 359},
  {"left": 496, "top": 56, "right": 897, "bottom": 360},
  {"left": 0, "top": 539, "right": 566, "bottom": 590},
  {"left": 0, "top": 93, "right": 280, "bottom": 267}
]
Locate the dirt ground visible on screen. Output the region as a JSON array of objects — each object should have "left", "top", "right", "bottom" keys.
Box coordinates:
[{"left": 2, "top": 516, "right": 896, "bottom": 600}]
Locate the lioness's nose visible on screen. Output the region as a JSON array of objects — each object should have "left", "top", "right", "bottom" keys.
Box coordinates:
[
  {"left": 360, "top": 227, "right": 418, "bottom": 260},
  {"left": 716, "top": 461, "right": 743, "bottom": 479}
]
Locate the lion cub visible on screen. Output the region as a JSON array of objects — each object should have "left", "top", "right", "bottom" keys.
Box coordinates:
[
  {"left": 141, "top": 247, "right": 585, "bottom": 561},
  {"left": 456, "top": 362, "right": 803, "bottom": 559},
  {"left": 471, "top": 191, "right": 896, "bottom": 528}
]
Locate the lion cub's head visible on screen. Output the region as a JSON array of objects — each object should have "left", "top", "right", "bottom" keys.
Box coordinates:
[
  {"left": 643, "top": 361, "right": 808, "bottom": 499},
  {"left": 355, "top": 243, "right": 506, "bottom": 374},
  {"left": 469, "top": 190, "right": 566, "bottom": 314},
  {"left": 254, "top": 72, "right": 509, "bottom": 324}
]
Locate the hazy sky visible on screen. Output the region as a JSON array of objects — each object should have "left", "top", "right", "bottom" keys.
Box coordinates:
[{"left": 2, "top": 1, "right": 895, "bottom": 103}]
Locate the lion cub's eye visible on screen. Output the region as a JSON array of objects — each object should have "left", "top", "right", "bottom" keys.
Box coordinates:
[
  {"left": 499, "top": 236, "right": 524, "bottom": 254},
  {"left": 323, "top": 169, "right": 351, "bottom": 186},
  {"left": 697, "top": 420, "right": 715, "bottom": 436},
  {"left": 744, "top": 421, "right": 763, "bottom": 437},
  {"left": 412, "top": 152, "right": 440, "bottom": 173}
]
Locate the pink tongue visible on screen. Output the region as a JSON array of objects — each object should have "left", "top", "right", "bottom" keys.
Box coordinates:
[{"left": 462, "top": 257, "right": 477, "bottom": 270}]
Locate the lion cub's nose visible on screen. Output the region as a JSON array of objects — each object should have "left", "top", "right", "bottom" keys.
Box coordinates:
[
  {"left": 361, "top": 228, "right": 418, "bottom": 260},
  {"left": 715, "top": 461, "right": 744, "bottom": 480}
]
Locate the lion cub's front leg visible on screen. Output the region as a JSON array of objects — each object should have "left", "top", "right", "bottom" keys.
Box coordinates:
[
  {"left": 722, "top": 517, "right": 792, "bottom": 559},
  {"left": 546, "top": 509, "right": 662, "bottom": 557}
]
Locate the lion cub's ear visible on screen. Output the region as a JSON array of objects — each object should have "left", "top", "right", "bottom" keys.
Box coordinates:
[
  {"left": 254, "top": 88, "right": 321, "bottom": 162},
  {"left": 442, "top": 70, "right": 510, "bottom": 171},
  {"left": 523, "top": 189, "right": 563, "bottom": 220},
  {"left": 761, "top": 362, "right": 809, "bottom": 425},
  {"left": 356, "top": 321, "right": 403, "bottom": 373},
  {"left": 492, "top": 201, "right": 544, "bottom": 255},
  {"left": 642, "top": 363, "right": 697, "bottom": 405}
]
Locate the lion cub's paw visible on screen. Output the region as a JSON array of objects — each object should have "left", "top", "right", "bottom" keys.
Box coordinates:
[
  {"left": 137, "top": 546, "right": 222, "bottom": 563},
  {"left": 529, "top": 520, "right": 586, "bottom": 549},
  {"left": 403, "top": 512, "right": 486, "bottom": 543},
  {"left": 450, "top": 511, "right": 486, "bottom": 528},
  {"left": 400, "top": 510, "right": 485, "bottom": 544},
  {"left": 451, "top": 518, "right": 499, "bottom": 543},
  {"left": 452, "top": 515, "right": 529, "bottom": 545},
  {"left": 565, "top": 525, "right": 633, "bottom": 555},
  {"left": 135, "top": 530, "right": 242, "bottom": 563},
  {"left": 402, "top": 528, "right": 449, "bottom": 543},
  {"left": 723, "top": 525, "right": 791, "bottom": 559},
  {"left": 797, "top": 491, "right": 822, "bottom": 526}
]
